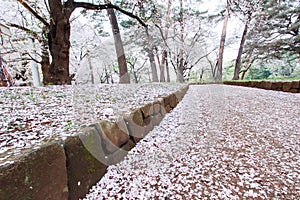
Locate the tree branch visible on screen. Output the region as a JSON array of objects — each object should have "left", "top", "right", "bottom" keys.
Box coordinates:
[
  {"left": 7, "top": 23, "right": 39, "bottom": 39},
  {"left": 17, "top": 0, "right": 49, "bottom": 27},
  {"left": 73, "top": 2, "right": 147, "bottom": 28}
]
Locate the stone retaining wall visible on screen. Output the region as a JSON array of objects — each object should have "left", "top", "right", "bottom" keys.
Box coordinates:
[
  {"left": 223, "top": 80, "right": 300, "bottom": 93},
  {"left": 0, "top": 85, "right": 189, "bottom": 200}
]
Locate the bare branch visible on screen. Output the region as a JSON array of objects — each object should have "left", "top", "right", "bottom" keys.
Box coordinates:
[
  {"left": 17, "top": 0, "right": 49, "bottom": 27},
  {"left": 73, "top": 2, "right": 147, "bottom": 28},
  {"left": 7, "top": 23, "right": 39, "bottom": 39}
]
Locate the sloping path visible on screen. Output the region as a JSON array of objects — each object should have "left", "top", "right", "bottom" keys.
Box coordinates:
[{"left": 84, "top": 85, "right": 300, "bottom": 199}]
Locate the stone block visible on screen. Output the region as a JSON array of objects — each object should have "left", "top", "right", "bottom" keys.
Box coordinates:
[
  {"left": 153, "top": 100, "right": 161, "bottom": 115},
  {"left": 255, "top": 81, "right": 263, "bottom": 88},
  {"left": 163, "top": 96, "right": 170, "bottom": 107},
  {"left": 237, "top": 82, "right": 244, "bottom": 86},
  {"left": 291, "top": 81, "right": 300, "bottom": 90},
  {"left": 64, "top": 127, "right": 108, "bottom": 200},
  {"left": 244, "top": 81, "right": 251, "bottom": 87},
  {"left": 165, "top": 105, "right": 172, "bottom": 113},
  {"left": 290, "top": 89, "right": 299, "bottom": 93},
  {"left": 157, "top": 98, "right": 168, "bottom": 117},
  {"left": 253, "top": 81, "right": 261, "bottom": 88},
  {"left": 169, "top": 93, "right": 177, "bottom": 108},
  {"left": 108, "top": 139, "right": 136, "bottom": 165},
  {"left": 98, "top": 118, "right": 130, "bottom": 153},
  {"left": 152, "top": 113, "right": 163, "bottom": 126},
  {"left": 175, "top": 90, "right": 184, "bottom": 102},
  {"left": 271, "top": 81, "right": 283, "bottom": 91},
  {"left": 140, "top": 103, "right": 153, "bottom": 119},
  {"left": 130, "top": 116, "right": 154, "bottom": 143},
  {"left": 261, "top": 81, "right": 272, "bottom": 90},
  {"left": 123, "top": 109, "right": 145, "bottom": 140},
  {"left": 282, "top": 82, "right": 292, "bottom": 92},
  {"left": 249, "top": 81, "right": 256, "bottom": 87},
  {"left": 0, "top": 143, "right": 68, "bottom": 200},
  {"left": 143, "top": 117, "right": 154, "bottom": 134}
]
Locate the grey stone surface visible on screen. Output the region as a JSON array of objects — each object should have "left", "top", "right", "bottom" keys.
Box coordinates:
[
  {"left": 98, "top": 119, "right": 130, "bottom": 153},
  {"left": 64, "top": 127, "right": 108, "bottom": 200},
  {"left": 0, "top": 142, "right": 68, "bottom": 200}
]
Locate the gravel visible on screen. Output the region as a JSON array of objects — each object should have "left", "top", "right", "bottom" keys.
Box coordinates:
[
  {"left": 0, "top": 83, "right": 186, "bottom": 166},
  {"left": 84, "top": 85, "right": 300, "bottom": 199}
]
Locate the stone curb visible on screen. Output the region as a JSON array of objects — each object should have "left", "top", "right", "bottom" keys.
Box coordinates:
[
  {"left": 0, "top": 142, "right": 68, "bottom": 200},
  {"left": 0, "top": 85, "right": 189, "bottom": 200},
  {"left": 223, "top": 81, "right": 300, "bottom": 93}
]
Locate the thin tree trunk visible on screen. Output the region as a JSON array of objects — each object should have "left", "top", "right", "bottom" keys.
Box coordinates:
[
  {"left": 177, "top": 0, "right": 184, "bottom": 83},
  {"left": 233, "top": 17, "right": 250, "bottom": 80},
  {"left": 240, "top": 62, "right": 252, "bottom": 80},
  {"left": 41, "top": 37, "right": 51, "bottom": 85},
  {"left": 216, "top": 0, "right": 230, "bottom": 82},
  {"left": 87, "top": 51, "right": 95, "bottom": 84},
  {"left": 159, "top": 0, "right": 172, "bottom": 82},
  {"left": 105, "top": 67, "right": 109, "bottom": 84},
  {"left": 160, "top": 51, "right": 166, "bottom": 82},
  {"left": 107, "top": 8, "right": 130, "bottom": 84},
  {"left": 165, "top": 51, "right": 170, "bottom": 82},
  {"left": 146, "top": 27, "right": 159, "bottom": 82},
  {"left": 133, "top": 71, "right": 139, "bottom": 83}
]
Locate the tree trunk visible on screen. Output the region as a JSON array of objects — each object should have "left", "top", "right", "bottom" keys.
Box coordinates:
[
  {"left": 216, "top": 0, "right": 230, "bottom": 82},
  {"left": 177, "top": 0, "right": 184, "bottom": 83},
  {"left": 107, "top": 8, "right": 130, "bottom": 84},
  {"left": 165, "top": 51, "right": 170, "bottom": 82},
  {"left": 146, "top": 28, "right": 159, "bottom": 82},
  {"left": 133, "top": 71, "right": 139, "bottom": 83},
  {"left": 159, "top": 0, "right": 172, "bottom": 82},
  {"left": 19, "top": 0, "right": 148, "bottom": 85},
  {"left": 160, "top": 51, "right": 166, "bottom": 82},
  {"left": 233, "top": 17, "right": 250, "bottom": 80},
  {"left": 241, "top": 63, "right": 251, "bottom": 80},
  {"left": 87, "top": 51, "right": 95, "bottom": 84},
  {"left": 48, "top": 0, "right": 73, "bottom": 85},
  {"left": 41, "top": 37, "right": 51, "bottom": 85}
]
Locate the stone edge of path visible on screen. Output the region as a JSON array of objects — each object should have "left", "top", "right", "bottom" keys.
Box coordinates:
[
  {"left": 0, "top": 85, "right": 189, "bottom": 200},
  {"left": 223, "top": 80, "right": 300, "bottom": 93}
]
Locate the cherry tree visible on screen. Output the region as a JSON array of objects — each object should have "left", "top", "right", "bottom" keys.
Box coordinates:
[
  {"left": 0, "top": 1, "right": 49, "bottom": 85},
  {"left": 2, "top": 0, "right": 146, "bottom": 85}
]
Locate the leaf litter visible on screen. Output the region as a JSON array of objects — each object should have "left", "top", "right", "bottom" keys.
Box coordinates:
[
  {"left": 0, "top": 83, "right": 186, "bottom": 166},
  {"left": 83, "top": 85, "right": 300, "bottom": 199}
]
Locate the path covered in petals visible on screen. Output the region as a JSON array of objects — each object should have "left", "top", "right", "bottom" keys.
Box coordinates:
[{"left": 84, "top": 85, "right": 300, "bottom": 199}]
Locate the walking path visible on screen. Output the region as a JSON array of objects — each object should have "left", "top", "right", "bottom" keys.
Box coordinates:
[{"left": 84, "top": 85, "right": 300, "bottom": 199}]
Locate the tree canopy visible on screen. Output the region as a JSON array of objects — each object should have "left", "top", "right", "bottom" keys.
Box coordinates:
[{"left": 0, "top": 0, "right": 299, "bottom": 85}]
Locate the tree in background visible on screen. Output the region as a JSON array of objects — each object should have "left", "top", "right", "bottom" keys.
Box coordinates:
[
  {"left": 4, "top": 0, "right": 146, "bottom": 85},
  {"left": 177, "top": 0, "right": 185, "bottom": 83},
  {"left": 48, "top": 0, "right": 146, "bottom": 84},
  {"left": 0, "top": 1, "right": 49, "bottom": 85},
  {"left": 136, "top": 0, "right": 159, "bottom": 82},
  {"left": 216, "top": 0, "right": 231, "bottom": 82},
  {"left": 232, "top": 0, "right": 299, "bottom": 80},
  {"left": 244, "top": 0, "right": 299, "bottom": 62},
  {"left": 157, "top": 0, "right": 172, "bottom": 82},
  {"left": 232, "top": 0, "right": 257, "bottom": 80},
  {"left": 2, "top": 0, "right": 297, "bottom": 84},
  {"left": 127, "top": 56, "right": 148, "bottom": 83},
  {"left": 166, "top": 0, "right": 211, "bottom": 82},
  {"left": 105, "top": 1, "right": 130, "bottom": 83}
]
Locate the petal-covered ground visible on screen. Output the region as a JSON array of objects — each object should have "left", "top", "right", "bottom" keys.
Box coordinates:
[
  {"left": 84, "top": 85, "right": 300, "bottom": 199},
  {"left": 0, "top": 83, "right": 186, "bottom": 166}
]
